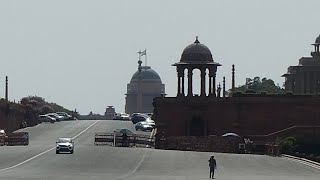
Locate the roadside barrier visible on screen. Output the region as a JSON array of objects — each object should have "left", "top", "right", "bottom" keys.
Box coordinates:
[
  {"left": 5, "top": 132, "right": 29, "bottom": 146},
  {"left": 94, "top": 132, "right": 154, "bottom": 148}
]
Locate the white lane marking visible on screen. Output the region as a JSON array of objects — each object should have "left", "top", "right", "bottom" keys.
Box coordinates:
[
  {"left": 283, "top": 157, "right": 320, "bottom": 170},
  {"left": 115, "top": 149, "right": 150, "bottom": 180},
  {"left": 0, "top": 120, "right": 99, "bottom": 171},
  {"left": 72, "top": 121, "right": 99, "bottom": 139},
  {"left": 115, "top": 128, "right": 154, "bottom": 179}
]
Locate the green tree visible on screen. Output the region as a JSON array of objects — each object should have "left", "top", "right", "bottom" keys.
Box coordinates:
[
  {"left": 233, "top": 76, "right": 285, "bottom": 94},
  {"left": 275, "top": 136, "right": 297, "bottom": 151},
  {"left": 40, "top": 105, "right": 54, "bottom": 114}
]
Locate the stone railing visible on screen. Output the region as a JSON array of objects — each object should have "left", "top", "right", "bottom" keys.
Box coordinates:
[{"left": 155, "top": 135, "right": 242, "bottom": 153}]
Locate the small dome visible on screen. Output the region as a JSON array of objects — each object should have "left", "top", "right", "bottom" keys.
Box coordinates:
[
  {"left": 315, "top": 34, "right": 320, "bottom": 44},
  {"left": 180, "top": 37, "right": 213, "bottom": 63},
  {"left": 130, "top": 66, "right": 162, "bottom": 83}
]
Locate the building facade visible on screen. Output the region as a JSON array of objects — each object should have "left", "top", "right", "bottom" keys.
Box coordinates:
[
  {"left": 283, "top": 35, "right": 320, "bottom": 94},
  {"left": 125, "top": 62, "right": 165, "bottom": 114},
  {"left": 104, "top": 106, "right": 115, "bottom": 119},
  {"left": 153, "top": 37, "right": 320, "bottom": 143}
]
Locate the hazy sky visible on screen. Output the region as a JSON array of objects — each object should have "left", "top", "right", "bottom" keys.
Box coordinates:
[{"left": 1, "top": 0, "right": 320, "bottom": 114}]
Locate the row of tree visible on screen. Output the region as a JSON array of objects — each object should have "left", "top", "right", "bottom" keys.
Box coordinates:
[
  {"left": 233, "top": 76, "right": 285, "bottom": 94},
  {"left": 20, "top": 96, "right": 77, "bottom": 116}
]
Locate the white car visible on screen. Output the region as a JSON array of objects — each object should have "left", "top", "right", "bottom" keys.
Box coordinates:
[
  {"left": 46, "top": 113, "right": 64, "bottom": 122},
  {"left": 39, "top": 115, "right": 56, "bottom": 123},
  {"left": 56, "top": 138, "right": 74, "bottom": 154},
  {"left": 145, "top": 118, "right": 155, "bottom": 127},
  {"left": 56, "top": 112, "right": 74, "bottom": 120}
]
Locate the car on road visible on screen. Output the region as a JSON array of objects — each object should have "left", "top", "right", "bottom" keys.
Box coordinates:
[
  {"left": 135, "top": 121, "right": 153, "bottom": 132},
  {"left": 56, "top": 138, "right": 74, "bottom": 154},
  {"left": 39, "top": 115, "right": 56, "bottom": 123}
]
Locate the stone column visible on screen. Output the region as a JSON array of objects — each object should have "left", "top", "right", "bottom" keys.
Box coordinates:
[
  {"left": 223, "top": 76, "right": 226, "bottom": 98},
  {"left": 212, "top": 68, "right": 217, "bottom": 97},
  {"left": 188, "top": 67, "right": 193, "bottom": 96},
  {"left": 306, "top": 72, "right": 310, "bottom": 94},
  {"left": 208, "top": 76, "right": 212, "bottom": 96},
  {"left": 200, "top": 67, "right": 206, "bottom": 97},
  {"left": 182, "top": 69, "right": 185, "bottom": 96},
  {"left": 177, "top": 67, "right": 181, "bottom": 96},
  {"left": 232, "top": 64, "right": 235, "bottom": 94},
  {"left": 5, "top": 76, "right": 8, "bottom": 101}
]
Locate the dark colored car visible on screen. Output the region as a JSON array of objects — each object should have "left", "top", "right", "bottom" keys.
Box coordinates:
[
  {"left": 130, "top": 113, "right": 150, "bottom": 124},
  {"left": 135, "top": 122, "right": 153, "bottom": 132}
]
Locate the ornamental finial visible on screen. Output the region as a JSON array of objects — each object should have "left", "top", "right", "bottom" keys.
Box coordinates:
[{"left": 194, "top": 36, "right": 200, "bottom": 43}]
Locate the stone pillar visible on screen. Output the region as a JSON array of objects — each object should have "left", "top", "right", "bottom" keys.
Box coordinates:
[
  {"left": 177, "top": 67, "right": 181, "bottom": 96},
  {"left": 209, "top": 67, "right": 214, "bottom": 96},
  {"left": 232, "top": 64, "right": 235, "bottom": 94},
  {"left": 213, "top": 70, "right": 217, "bottom": 97},
  {"left": 223, "top": 76, "right": 226, "bottom": 98},
  {"left": 200, "top": 67, "right": 206, "bottom": 97},
  {"left": 306, "top": 72, "right": 310, "bottom": 94},
  {"left": 5, "top": 76, "right": 8, "bottom": 101},
  {"left": 208, "top": 76, "right": 212, "bottom": 96},
  {"left": 182, "top": 69, "right": 185, "bottom": 96},
  {"left": 188, "top": 67, "right": 193, "bottom": 96}
]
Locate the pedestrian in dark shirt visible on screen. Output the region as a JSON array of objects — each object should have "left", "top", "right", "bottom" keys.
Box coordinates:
[
  {"left": 208, "top": 155, "right": 217, "bottom": 179},
  {"left": 122, "top": 133, "right": 128, "bottom": 147}
]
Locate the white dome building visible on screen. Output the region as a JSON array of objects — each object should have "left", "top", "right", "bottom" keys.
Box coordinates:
[{"left": 125, "top": 62, "right": 165, "bottom": 114}]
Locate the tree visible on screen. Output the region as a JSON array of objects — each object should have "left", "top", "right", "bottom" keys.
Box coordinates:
[
  {"left": 40, "top": 105, "right": 54, "bottom": 114},
  {"left": 233, "top": 76, "right": 285, "bottom": 94},
  {"left": 276, "top": 136, "right": 297, "bottom": 152}
]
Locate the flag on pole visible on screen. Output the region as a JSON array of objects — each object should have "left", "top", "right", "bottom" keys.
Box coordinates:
[{"left": 140, "top": 49, "right": 146, "bottom": 56}]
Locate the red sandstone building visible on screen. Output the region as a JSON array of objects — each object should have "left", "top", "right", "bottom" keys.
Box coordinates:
[
  {"left": 153, "top": 37, "right": 320, "bottom": 143},
  {"left": 283, "top": 35, "right": 320, "bottom": 94}
]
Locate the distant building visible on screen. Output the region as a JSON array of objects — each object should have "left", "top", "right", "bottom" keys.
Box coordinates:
[
  {"left": 125, "top": 60, "right": 165, "bottom": 114},
  {"left": 104, "top": 106, "right": 115, "bottom": 119},
  {"left": 283, "top": 35, "right": 320, "bottom": 94}
]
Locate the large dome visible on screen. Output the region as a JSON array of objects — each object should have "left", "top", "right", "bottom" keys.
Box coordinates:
[
  {"left": 130, "top": 66, "right": 162, "bottom": 83},
  {"left": 180, "top": 37, "right": 214, "bottom": 63}
]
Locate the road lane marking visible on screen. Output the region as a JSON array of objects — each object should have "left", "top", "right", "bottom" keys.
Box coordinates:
[
  {"left": 114, "top": 149, "right": 150, "bottom": 180},
  {"left": 0, "top": 120, "right": 99, "bottom": 171},
  {"left": 115, "top": 129, "right": 155, "bottom": 179},
  {"left": 283, "top": 157, "right": 320, "bottom": 170},
  {"left": 72, "top": 120, "right": 99, "bottom": 139}
]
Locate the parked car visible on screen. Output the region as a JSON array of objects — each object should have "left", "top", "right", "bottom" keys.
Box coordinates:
[
  {"left": 56, "top": 112, "right": 74, "bottom": 120},
  {"left": 113, "top": 113, "right": 130, "bottom": 120},
  {"left": 0, "top": 129, "right": 5, "bottom": 146},
  {"left": 131, "top": 113, "right": 150, "bottom": 124},
  {"left": 56, "top": 138, "right": 74, "bottom": 154},
  {"left": 39, "top": 115, "right": 56, "bottom": 123},
  {"left": 135, "top": 121, "right": 153, "bottom": 131},
  {"left": 46, "top": 113, "right": 64, "bottom": 122},
  {"left": 144, "top": 118, "right": 155, "bottom": 127}
]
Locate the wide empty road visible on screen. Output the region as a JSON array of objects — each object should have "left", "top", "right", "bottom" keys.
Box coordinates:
[{"left": 0, "top": 120, "right": 319, "bottom": 180}]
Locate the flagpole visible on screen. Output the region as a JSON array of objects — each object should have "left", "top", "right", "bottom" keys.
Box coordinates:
[{"left": 145, "top": 49, "right": 147, "bottom": 66}]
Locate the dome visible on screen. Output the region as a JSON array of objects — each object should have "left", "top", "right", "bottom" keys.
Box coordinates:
[
  {"left": 130, "top": 66, "right": 162, "bottom": 83},
  {"left": 315, "top": 34, "right": 320, "bottom": 44},
  {"left": 180, "top": 37, "right": 214, "bottom": 63}
]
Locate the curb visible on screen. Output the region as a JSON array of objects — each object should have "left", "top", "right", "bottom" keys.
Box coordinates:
[{"left": 282, "top": 154, "right": 320, "bottom": 166}]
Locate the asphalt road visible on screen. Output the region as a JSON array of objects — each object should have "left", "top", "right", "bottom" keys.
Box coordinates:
[{"left": 0, "top": 120, "right": 319, "bottom": 180}]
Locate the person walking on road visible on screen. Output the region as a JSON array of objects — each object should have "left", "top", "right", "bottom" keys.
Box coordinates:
[{"left": 208, "top": 155, "right": 217, "bottom": 179}]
